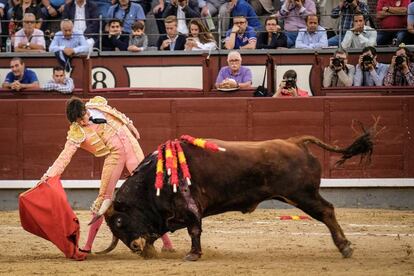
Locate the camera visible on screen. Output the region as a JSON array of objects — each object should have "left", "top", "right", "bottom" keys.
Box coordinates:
[
  {"left": 332, "top": 58, "right": 343, "bottom": 67},
  {"left": 395, "top": 56, "right": 406, "bottom": 66},
  {"left": 362, "top": 55, "right": 373, "bottom": 65},
  {"left": 284, "top": 77, "right": 296, "bottom": 88}
]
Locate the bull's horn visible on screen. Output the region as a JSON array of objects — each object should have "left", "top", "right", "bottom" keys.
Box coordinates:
[
  {"left": 95, "top": 235, "right": 119, "bottom": 255},
  {"left": 88, "top": 199, "right": 112, "bottom": 225},
  {"left": 130, "top": 238, "right": 146, "bottom": 252}
]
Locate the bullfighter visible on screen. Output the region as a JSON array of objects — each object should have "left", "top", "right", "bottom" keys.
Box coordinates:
[{"left": 40, "top": 96, "right": 174, "bottom": 253}]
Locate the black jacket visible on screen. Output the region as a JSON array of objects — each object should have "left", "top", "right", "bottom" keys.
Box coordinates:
[
  {"left": 101, "top": 32, "right": 129, "bottom": 51},
  {"left": 62, "top": 0, "right": 99, "bottom": 39},
  {"left": 162, "top": 3, "right": 200, "bottom": 26},
  {"left": 256, "top": 32, "right": 288, "bottom": 49},
  {"left": 156, "top": 34, "right": 187, "bottom": 51}
]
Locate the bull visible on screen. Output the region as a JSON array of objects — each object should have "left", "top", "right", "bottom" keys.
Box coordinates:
[{"left": 96, "top": 123, "right": 377, "bottom": 261}]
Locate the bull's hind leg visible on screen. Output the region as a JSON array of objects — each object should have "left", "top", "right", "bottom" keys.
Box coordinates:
[
  {"left": 185, "top": 222, "right": 203, "bottom": 261},
  {"left": 291, "top": 192, "right": 353, "bottom": 258}
]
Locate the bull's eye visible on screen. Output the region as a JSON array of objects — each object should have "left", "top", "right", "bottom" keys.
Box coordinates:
[{"left": 116, "top": 217, "right": 123, "bottom": 228}]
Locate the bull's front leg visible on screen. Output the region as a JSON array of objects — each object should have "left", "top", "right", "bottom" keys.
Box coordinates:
[{"left": 185, "top": 223, "right": 202, "bottom": 261}]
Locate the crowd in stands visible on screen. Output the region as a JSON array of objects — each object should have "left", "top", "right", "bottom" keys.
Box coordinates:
[{"left": 1, "top": 0, "right": 414, "bottom": 52}]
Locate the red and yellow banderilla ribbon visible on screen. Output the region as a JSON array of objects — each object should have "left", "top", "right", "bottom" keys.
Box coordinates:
[
  {"left": 180, "top": 135, "right": 226, "bottom": 152},
  {"left": 154, "top": 135, "right": 226, "bottom": 196}
]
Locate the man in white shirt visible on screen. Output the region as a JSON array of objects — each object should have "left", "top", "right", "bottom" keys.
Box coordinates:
[
  {"left": 14, "top": 13, "right": 46, "bottom": 52},
  {"left": 341, "top": 12, "right": 377, "bottom": 50}
]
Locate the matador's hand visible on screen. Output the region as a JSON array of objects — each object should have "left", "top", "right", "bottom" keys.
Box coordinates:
[{"left": 90, "top": 195, "right": 105, "bottom": 213}]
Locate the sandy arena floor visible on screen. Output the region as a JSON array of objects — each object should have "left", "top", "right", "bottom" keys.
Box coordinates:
[{"left": 0, "top": 208, "right": 413, "bottom": 276}]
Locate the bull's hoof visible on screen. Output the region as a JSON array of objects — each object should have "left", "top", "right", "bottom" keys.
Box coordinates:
[
  {"left": 142, "top": 245, "right": 157, "bottom": 259},
  {"left": 184, "top": 252, "right": 201, "bottom": 261},
  {"left": 341, "top": 245, "right": 354, "bottom": 258}
]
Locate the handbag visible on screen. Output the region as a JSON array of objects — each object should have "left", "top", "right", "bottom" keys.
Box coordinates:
[{"left": 253, "top": 59, "right": 269, "bottom": 97}]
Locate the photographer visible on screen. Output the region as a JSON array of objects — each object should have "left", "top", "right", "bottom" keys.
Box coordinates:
[
  {"left": 384, "top": 45, "right": 414, "bottom": 86},
  {"left": 323, "top": 49, "right": 355, "bottom": 87},
  {"left": 273, "top": 70, "right": 309, "bottom": 97},
  {"left": 341, "top": 12, "right": 377, "bottom": 50},
  {"left": 353, "top": 46, "right": 389, "bottom": 86}
]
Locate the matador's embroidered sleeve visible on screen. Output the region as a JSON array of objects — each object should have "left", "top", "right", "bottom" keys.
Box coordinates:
[
  {"left": 44, "top": 140, "right": 80, "bottom": 178},
  {"left": 44, "top": 123, "right": 84, "bottom": 177}
]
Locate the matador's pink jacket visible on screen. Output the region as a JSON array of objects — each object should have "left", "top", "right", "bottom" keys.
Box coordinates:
[{"left": 43, "top": 96, "right": 144, "bottom": 180}]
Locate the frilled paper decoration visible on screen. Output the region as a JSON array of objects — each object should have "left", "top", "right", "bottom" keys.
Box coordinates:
[{"left": 154, "top": 135, "right": 225, "bottom": 196}]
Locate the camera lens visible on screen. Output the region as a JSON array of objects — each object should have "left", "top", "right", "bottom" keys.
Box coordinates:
[
  {"left": 395, "top": 56, "right": 405, "bottom": 65},
  {"left": 332, "top": 58, "right": 342, "bottom": 67}
]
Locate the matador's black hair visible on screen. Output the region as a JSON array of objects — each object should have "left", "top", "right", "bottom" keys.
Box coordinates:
[{"left": 66, "top": 97, "right": 86, "bottom": 123}]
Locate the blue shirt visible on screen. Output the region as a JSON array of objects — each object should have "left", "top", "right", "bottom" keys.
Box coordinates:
[
  {"left": 353, "top": 63, "right": 389, "bottom": 86},
  {"left": 231, "top": 0, "right": 262, "bottom": 31},
  {"left": 5, "top": 68, "right": 38, "bottom": 84},
  {"left": 295, "top": 26, "right": 328, "bottom": 49},
  {"left": 216, "top": 66, "right": 252, "bottom": 85},
  {"left": 106, "top": 3, "right": 146, "bottom": 33},
  {"left": 225, "top": 26, "right": 257, "bottom": 49},
  {"left": 49, "top": 31, "right": 90, "bottom": 54}
]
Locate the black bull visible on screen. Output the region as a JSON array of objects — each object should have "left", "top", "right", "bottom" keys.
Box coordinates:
[{"left": 99, "top": 129, "right": 375, "bottom": 261}]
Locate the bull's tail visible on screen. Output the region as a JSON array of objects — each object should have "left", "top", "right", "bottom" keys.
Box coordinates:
[{"left": 292, "top": 118, "right": 382, "bottom": 166}]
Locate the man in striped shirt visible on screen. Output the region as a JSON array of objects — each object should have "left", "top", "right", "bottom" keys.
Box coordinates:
[{"left": 43, "top": 66, "right": 74, "bottom": 94}]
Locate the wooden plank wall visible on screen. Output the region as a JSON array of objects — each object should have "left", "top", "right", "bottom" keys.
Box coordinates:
[{"left": 0, "top": 96, "right": 412, "bottom": 180}]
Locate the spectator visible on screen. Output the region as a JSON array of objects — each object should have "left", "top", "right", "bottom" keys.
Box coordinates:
[
  {"left": 198, "top": 0, "right": 227, "bottom": 31},
  {"left": 295, "top": 14, "right": 328, "bottom": 49},
  {"left": 354, "top": 46, "right": 389, "bottom": 86},
  {"left": 106, "top": 0, "right": 145, "bottom": 34},
  {"left": 224, "top": 14, "right": 256, "bottom": 49},
  {"left": 376, "top": 0, "right": 409, "bottom": 46},
  {"left": 276, "top": 0, "right": 316, "bottom": 48},
  {"left": 14, "top": 13, "right": 46, "bottom": 52},
  {"left": 89, "top": 0, "right": 111, "bottom": 17},
  {"left": 405, "top": 2, "right": 414, "bottom": 44},
  {"left": 162, "top": 0, "right": 200, "bottom": 35},
  {"left": 184, "top": 19, "right": 217, "bottom": 51},
  {"left": 341, "top": 13, "right": 377, "bottom": 50},
  {"left": 10, "top": 0, "right": 43, "bottom": 32},
  {"left": 384, "top": 45, "right": 414, "bottom": 86},
  {"left": 219, "top": 0, "right": 262, "bottom": 35},
  {"left": 43, "top": 65, "right": 75, "bottom": 93},
  {"left": 102, "top": 18, "right": 129, "bottom": 51},
  {"left": 153, "top": 0, "right": 169, "bottom": 34},
  {"left": 157, "top": 15, "right": 186, "bottom": 50},
  {"left": 323, "top": 49, "right": 355, "bottom": 87},
  {"left": 0, "top": 0, "right": 7, "bottom": 47},
  {"left": 256, "top": 16, "right": 287, "bottom": 49},
  {"left": 41, "top": 0, "right": 65, "bottom": 36},
  {"left": 62, "top": 0, "right": 99, "bottom": 49},
  {"left": 128, "top": 21, "right": 148, "bottom": 52},
  {"left": 248, "top": 0, "right": 274, "bottom": 18},
  {"left": 215, "top": 51, "right": 252, "bottom": 89},
  {"left": 2, "top": 57, "right": 40, "bottom": 91},
  {"left": 49, "top": 19, "right": 90, "bottom": 72},
  {"left": 273, "top": 69, "right": 309, "bottom": 97},
  {"left": 329, "top": 0, "right": 369, "bottom": 47}
]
